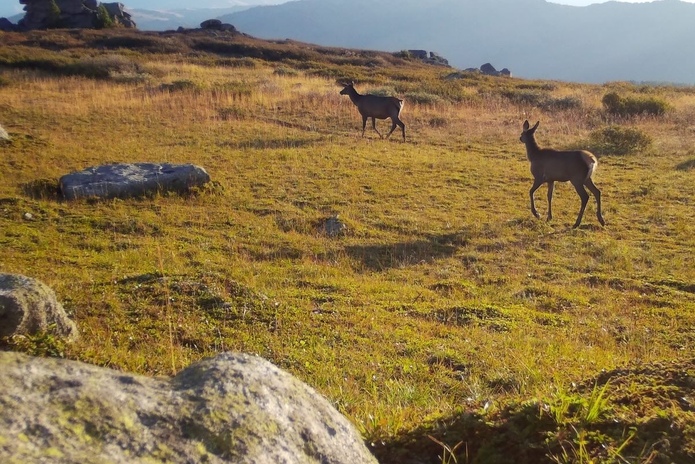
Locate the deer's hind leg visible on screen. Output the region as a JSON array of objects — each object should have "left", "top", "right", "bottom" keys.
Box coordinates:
[
  {"left": 585, "top": 178, "right": 605, "bottom": 226},
  {"left": 571, "top": 180, "right": 590, "bottom": 228}
]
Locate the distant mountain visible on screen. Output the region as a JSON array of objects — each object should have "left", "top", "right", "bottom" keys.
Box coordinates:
[
  {"left": 218, "top": 0, "right": 695, "bottom": 84},
  {"left": 125, "top": 0, "right": 285, "bottom": 31},
  {"left": 129, "top": 7, "right": 251, "bottom": 31}
]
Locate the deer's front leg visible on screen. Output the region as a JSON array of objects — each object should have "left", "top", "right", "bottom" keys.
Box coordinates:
[{"left": 529, "top": 179, "right": 543, "bottom": 219}]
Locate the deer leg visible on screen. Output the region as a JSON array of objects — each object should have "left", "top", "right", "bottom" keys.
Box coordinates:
[
  {"left": 571, "top": 181, "right": 590, "bottom": 228},
  {"left": 546, "top": 181, "right": 555, "bottom": 222},
  {"left": 399, "top": 121, "right": 406, "bottom": 142},
  {"left": 361, "top": 116, "right": 368, "bottom": 137},
  {"left": 530, "top": 179, "right": 543, "bottom": 219},
  {"left": 585, "top": 178, "right": 605, "bottom": 226},
  {"left": 385, "top": 118, "right": 397, "bottom": 139},
  {"left": 372, "top": 118, "right": 383, "bottom": 138}
]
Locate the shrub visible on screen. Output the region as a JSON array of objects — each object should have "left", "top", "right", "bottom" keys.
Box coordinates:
[
  {"left": 47, "top": 0, "right": 62, "bottom": 29},
  {"left": 160, "top": 79, "right": 202, "bottom": 93},
  {"left": 68, "top": 54, "right": 140, "bottom": 79},
  {"left": 365, "top": 86, "right": 398, "bottom": 97},
  {"left": 95, "top": 5, "right": 115, "bottom": 29},
  {"left": 216, "top": 57, "right": 257, "bottom": 68},
  {"left": 602, "top": 92, "right": 670, "bottom": 117},
  {"left": 428, "top": 117, "right": 448, "bottom": 128},
  {"left": 587, "top": 125, "right": 652, "bottom": 156},
  {"left": 501, "top": 89, "right": 582, "bottom": 111},
  {"left": 404, "top": 91, "right": 442, "bottom": 105},
  {"left": 273, "top": 66, "right": 298, "bottom": 77}
]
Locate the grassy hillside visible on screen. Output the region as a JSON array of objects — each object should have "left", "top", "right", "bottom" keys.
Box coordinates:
[{"left": 1, "top": 28, "right": 695, "bottom": 463}]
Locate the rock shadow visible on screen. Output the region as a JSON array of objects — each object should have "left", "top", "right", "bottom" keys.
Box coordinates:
[{"left": 344, "top": 232, "right": 468, "bottom": 272}]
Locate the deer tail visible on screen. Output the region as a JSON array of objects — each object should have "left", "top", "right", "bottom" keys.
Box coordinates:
[
  {"left": 581, "top": 151, "right": 598, "bottom": 181},
  {"left": 395, "top": 99, "right": 404, "bottom": 114}
]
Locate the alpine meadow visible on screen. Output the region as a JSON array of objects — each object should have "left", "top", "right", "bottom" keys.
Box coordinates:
[{"left": 1, "top": 28, "right": 695, "bottom": 463}]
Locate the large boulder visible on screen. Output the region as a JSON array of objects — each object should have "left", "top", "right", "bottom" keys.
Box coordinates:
[
  {"left": 480, "top": 62, "right": 499, "bottom": 76},
  {"left": 0, "top": 274, "right": 78, "bottom": 341},
  {"left": 407, "top": 49, "right": 428, "bottom": 60},
  {"left": 0, "top": 351, "right": 378, "bottom": 464},
  {"left": 0, "top": 17, "right": 17, "bottom": 32},
  {"left": 101, "top": 2, "right": 136, "bottom": 28},
  {"left": 59, "top": 162, "right": 211, "bottom": 200},
  {"left": 17, "top": 0, "right": 136, "bottom": 30}
]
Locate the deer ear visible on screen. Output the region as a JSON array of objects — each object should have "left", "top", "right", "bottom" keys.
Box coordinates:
[
  {"left": 523, "top": 120, "right": 530, "bottom": 130},
  {"left": 532, "top": 121, "right": 540, "bottom": 131}
]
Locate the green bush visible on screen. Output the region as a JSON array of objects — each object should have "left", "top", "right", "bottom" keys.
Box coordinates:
[
  {"left": 602, "top": 92, "right": 670, "bottom": 117},
  {"left": 364, "top": 86, "right": 398, "bottom": 97},
  {"left": 404, "top": 91, "right": 442, "bottom": 105},
  {"left": 68, "top": 54, "right": 140, "bottom": 79},
  {"left": 273, "top": 66, "right": 298, "bottom": 77},
  {"left": 501, "top": 89, "right": 582, "bottom": 111},
  {"left": 587, "top": 125, "right": 652, "bottom": 156},
  {"left": 47, "top": 0, "right": 62, "bottom": 29},
  {"left": 95, "top": 4, "right": 115, "bottom": 29},
  {"left": 160, "top": 79, "right": 202, "bottom": 93}
]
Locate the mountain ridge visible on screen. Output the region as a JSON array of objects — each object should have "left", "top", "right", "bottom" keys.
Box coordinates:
[{"left": 218, "top": 0, "right": 695, "bottom": 84}]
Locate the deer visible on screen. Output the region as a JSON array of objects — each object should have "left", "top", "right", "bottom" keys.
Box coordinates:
[
  {"left": 339, "top": 82, "right": 406, "bottom": 141},
  {"left": 520, "top": 120, "right": 605, "bottom": 229}
]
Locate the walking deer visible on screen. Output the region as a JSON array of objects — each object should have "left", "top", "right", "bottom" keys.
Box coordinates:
[
  {"left": 340, "top": 82, "right": 406, "bottom": 141},
  {"left": 520, "top": 120, "right": 605, "bottom": 228}
]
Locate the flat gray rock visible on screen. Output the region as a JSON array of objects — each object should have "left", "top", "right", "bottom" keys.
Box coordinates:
[
  {"left": 0, "top": 351, "right": 377, "bottom": 464},
  {"left": 59, "top": 163, "right": 211, "bottom": 200}
]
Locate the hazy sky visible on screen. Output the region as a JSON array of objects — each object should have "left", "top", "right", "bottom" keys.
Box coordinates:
[
  {"left": 4, "top": 0, "right": 695, "bottom": 18},
  {"left": 552, "top": 0, "right": 692, "bottom": 4}
]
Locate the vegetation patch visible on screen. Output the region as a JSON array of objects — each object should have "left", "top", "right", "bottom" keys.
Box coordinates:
[
  {"left": 602, "top": 91, "right": 670, "bottom": 117},
  {"left": 586, "top": 125, "right": 652, "bottom": 156},
  {"left": 1, "top": 28, "right": 695, "bottom": 464}
]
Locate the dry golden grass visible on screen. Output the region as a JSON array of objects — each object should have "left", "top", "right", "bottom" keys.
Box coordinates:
[{"left": 1, "top": 29, "right": 695, "bottom": 463}]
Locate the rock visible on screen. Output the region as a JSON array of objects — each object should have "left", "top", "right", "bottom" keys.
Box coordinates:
[
  {"left": 17, "top": 0, "right": 136, "bottom": 30},
  {"left": 0, "top": 273, "right": 78, "bottom": 341},
  {"left": 0, "top": 17, "right": 16, "bottom": 32},
  {"left": 500, "top": 67, "right": 512, "bottom": 77},
  {"left": 480, "top": 62, "right": 499, "bottom": 76},
  {"left": 429, "top": 51, "right": 449, "bottom": 66},
  {"left": 59, "top": 163, "right": 211, "bottom": 200},
  {"left": 200, "top": 18, "right": 223, "bottom": 29},
  {"left": 0, "top": 351, "right": 378, "bottom": 464},
  {"left": 407, "top": 49, "right": 428, "bottom": 60},
  {"left": 404, "top": 49, "right": 449, "bottom": 67},
  {"left": 101, "top": 2, "right": 136, "bottom": 28},
  {"left": 322, "top": 215, "right": 347, "bottom": 237},
  {"left": 0, "top": 123, "right": 10, "bottom": 142}
]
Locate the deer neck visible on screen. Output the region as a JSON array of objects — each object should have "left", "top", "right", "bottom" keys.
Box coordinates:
[
  {"left": 346, "top": 88, "right": 362, "bottom": 105},
  {"left": 524, "top": 136, "right": 542, "bottom": 161}
]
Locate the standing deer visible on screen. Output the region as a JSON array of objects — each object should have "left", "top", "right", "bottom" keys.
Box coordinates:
[
  {"left": 520, "top": 120, "right": 605, "bottom": 228},
  {"left": 340, "top": 82, "right": 406, "bottom": 141}
]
